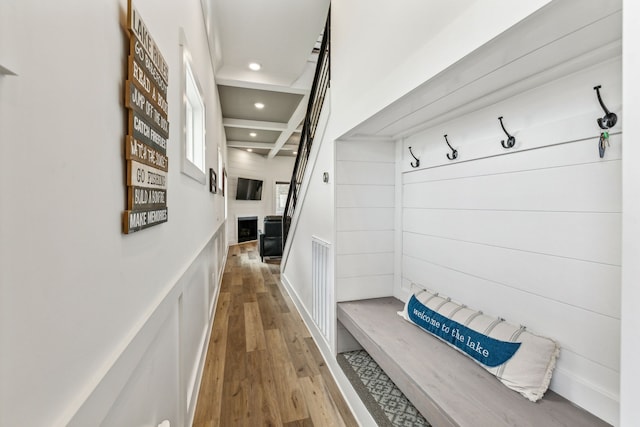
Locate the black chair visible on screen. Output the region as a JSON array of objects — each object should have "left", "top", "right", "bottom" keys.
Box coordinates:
[{"left": 259, "top": 215, "right": 283, "bottom": 261}]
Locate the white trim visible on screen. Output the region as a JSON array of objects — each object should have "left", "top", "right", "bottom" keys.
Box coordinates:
[
  {"left": 62, "top": 223, "right": 228, "bottom": 427},
  {"left": 180, "top": 28, "right": 207, "bottom": 184},
  {"left": 0, "top": 63, "right": 17, "bottom": 76},
  {"left": 280, "top": 273, "right": 377, "bottom": 427},
  {"left": 222, "top": 118, "right": 288, "bottom": 132},
  {"left": 393, "top": 138, "right": 404, "bottom": 300},
  {"left": 268, "top": 94, "right": 309, "bottom": 158},
  {"left": 185, "top": 234, "right": 228, "bottom": 427}
]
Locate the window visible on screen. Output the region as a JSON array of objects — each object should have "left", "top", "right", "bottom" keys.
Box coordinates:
[
  {"left": 180, "top": 30, "right": 206, "bottom": 183},
  {"left": 274, "top": 181, "right": 290, "bottom": 215}
]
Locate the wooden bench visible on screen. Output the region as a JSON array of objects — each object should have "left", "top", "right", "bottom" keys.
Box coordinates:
[{"left": 337, "top": 297, "right": 610, "bottom": 427}]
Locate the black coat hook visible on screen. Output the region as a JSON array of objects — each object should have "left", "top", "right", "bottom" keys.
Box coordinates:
[
  {"left": 443, "top": 134, "right": 458, "bottom": 160},
  {"left": 593, "top": 85, "right": 617, "bottom": 130},
  {"left": 408, "top": 146, "right": 420, "bottom": 168},
  {"left": 498, "top": 116, "right": 516, "bottom": 149}
]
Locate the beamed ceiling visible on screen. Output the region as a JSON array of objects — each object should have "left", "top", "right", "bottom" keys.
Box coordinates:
[{"left": 201, "top": 0, "right": 330, "bottom": 158}]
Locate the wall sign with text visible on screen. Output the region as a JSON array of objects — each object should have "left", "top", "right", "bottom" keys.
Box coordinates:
[{"left": 123, "top": 0, "right": 169, "bottom": 234}]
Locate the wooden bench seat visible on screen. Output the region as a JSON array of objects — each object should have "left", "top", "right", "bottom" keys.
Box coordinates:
[{"left": 337, "top": 297, "right": 610, "bottom": 427}]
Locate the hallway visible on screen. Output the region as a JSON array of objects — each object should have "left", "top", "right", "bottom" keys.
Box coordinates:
[{"left": 193, "top": 243, "right": 357, "bottom": 426}]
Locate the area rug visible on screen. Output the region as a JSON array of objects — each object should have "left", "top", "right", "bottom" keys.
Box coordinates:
[{"left": 337, "top": 350, "right": 431, "bottom": 427}]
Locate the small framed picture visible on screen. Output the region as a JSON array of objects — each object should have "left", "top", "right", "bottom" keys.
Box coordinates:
[
  {"left": 209, "top": 168, "right": 217, "bottom": 193},
  {"left": 222, "top": 167, "right": 227, "bottom": 197}
]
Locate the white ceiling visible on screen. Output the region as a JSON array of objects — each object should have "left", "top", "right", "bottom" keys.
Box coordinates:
[{"left": 202, "top": 0, "right": 330, "bottom": 157}]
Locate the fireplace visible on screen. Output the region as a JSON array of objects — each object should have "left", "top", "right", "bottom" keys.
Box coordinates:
[{"left": 237, "top": 216, "right": 258, "bottom": 242}]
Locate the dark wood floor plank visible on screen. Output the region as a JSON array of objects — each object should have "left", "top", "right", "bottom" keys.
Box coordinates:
[
  {"left": 266, "top": 281, "right": 291, "bottom": 314},
  {"left": 281, "top": 314, "right": 320, "bottom": 379},
  {"left": 220, "top": 379, "right": 248, "bottom": 427},
  {"left": 193, "top": 291, "right": 230, "bottom": 427},
  {"left": 222, "top": 313, "right": 246, "bottom": 383},
  {"left": 256, "top": 291, "right": 280, "bottom": 330},
  {"left": 283, "top": 418, "right": 314, "bottom": 427},
  {"left": 265, "top": 328, "right": 310, "bottom": 422},
  {"left": 244, "top": 301, "right": 267, "bottom": 352}
]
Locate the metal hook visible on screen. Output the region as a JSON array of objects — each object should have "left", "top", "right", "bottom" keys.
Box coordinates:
[
  {"left": 408, "top": 146, "right": 420, "bottom": 168},
  {"left": 593, "top": 85, "right": 617, "bottom": 130},
  {"left": 443, "top": 134, "right": 458, "bottom": 160},
  {"left": 498, "top": 116, "right": 516, "bottom": 149}
]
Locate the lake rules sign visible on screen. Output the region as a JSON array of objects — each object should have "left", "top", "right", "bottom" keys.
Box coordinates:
[{"left": 123, "top": 0, "right": 169, "bottom": 234}]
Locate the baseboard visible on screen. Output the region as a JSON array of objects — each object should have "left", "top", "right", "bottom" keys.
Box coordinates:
[{"left": 280, "top": 273, "right": 376, "bottom": 427}]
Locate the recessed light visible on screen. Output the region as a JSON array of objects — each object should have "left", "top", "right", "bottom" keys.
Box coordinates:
[
  {"left": 249, "top": 132, "right": 257, "bottom": 137},
  {"left": 293, "top": 151, "right": 298, "bottom": 155},
  {"left": 249, "top": 62, "right": 261, "bottom": 71},
  {"left": 247, "top": 149, "right": 253, "bottom": 152},
  {"left": 254, "top": 102, "right": 265, "bottom": 109}
]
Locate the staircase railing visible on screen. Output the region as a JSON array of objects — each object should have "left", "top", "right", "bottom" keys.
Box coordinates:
[{"left": 282, "top": 11, "right": 330, "bottom": 246}]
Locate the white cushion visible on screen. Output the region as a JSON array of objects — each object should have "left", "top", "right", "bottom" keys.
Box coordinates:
[{"left": 399, "top": 285, "right": 560, "bottom": 402}]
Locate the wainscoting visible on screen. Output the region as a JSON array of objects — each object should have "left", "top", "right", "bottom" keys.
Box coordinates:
[{"left": 66, "top": 223, "right": 227, "bottom": 427}]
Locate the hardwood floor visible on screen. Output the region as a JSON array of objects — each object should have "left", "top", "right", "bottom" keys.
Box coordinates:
[{"left": 193, "top": 242, "right": 358, "bottom": 427}]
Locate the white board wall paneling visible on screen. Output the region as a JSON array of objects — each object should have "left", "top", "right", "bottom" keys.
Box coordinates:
[
  {"left": 335, "top": 139, "right": 396, "bottom": 302},
  {"left": 404, "top": 208, "right": 620, "bottom": 265},
  {"left": 336, "top": 253, "right": 394, "bottom": 279},
  {"left": 551, "top": 367, "right": 619, "bottom": 427},
  {"left": 337, "top": 230, "right": 395, "bottom": 255},
  {"left": 336, "top": 184, "right": 395, "bottom": 208},
  {"left": 402, "top": 133, "right": 622, "bottom": 186},
  {"left": 401, "top": 255, "right": 620, "bottom": 370},
  {"left": 336, "top": 276, "right": 395, "bottom": 302},
  {"left": 552, "top": 349, "right": 620, "bottom": 403},
  {"left": 402, "top": 112, "right": 623, "bottom": 177},
  {"left": 336, "top": 138, "right": 396, "bottom": 162},
  {"left": 401, "top": 58, "right": 622, "bottom": 174},
  {"left": 397, "top": 57, "right": 621, "bottom": 423},
  {"left": 396, "top": 276, "right": 620, "bottom": 419},
  {"left": 336, "top": 161, "right": 395, "bottom": 185},
  {"left": 390, "top": 33, "right": 621, "bottom": 140},
  {"left": 403, "top": 156, "right": 621, "bottom": 213},
  {"left": 402, "top": 232, "right": 620, "bottom": 318},
  {"left": 337, "top": 208, "right": 395, "bottom": 232}
]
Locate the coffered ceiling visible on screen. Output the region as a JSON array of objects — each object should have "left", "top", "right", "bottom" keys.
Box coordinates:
[{"left": 201, "top": 0, "right": 330, "bottom": 158}]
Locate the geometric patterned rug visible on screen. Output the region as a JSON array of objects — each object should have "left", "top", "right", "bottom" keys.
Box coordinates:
[{"left": 338, "top": 350, "right": 431, "bottom": 427}]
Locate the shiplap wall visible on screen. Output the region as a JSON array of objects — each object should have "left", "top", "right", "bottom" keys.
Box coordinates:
[
  {"left": 399, "top": 58, "right": 621, "bottom": 425},
  {"left": 336, "top": 140, "right": 396, "bottom": 301}
]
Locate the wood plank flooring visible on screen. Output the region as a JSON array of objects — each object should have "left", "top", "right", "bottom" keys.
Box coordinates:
[{"left": 193, "top": 242, "right": 358, "bottom": 427}]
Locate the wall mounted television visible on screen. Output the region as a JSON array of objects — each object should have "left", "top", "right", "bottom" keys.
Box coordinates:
[{"left": 236, "top": 177, "right": 263, "bottom": 200}]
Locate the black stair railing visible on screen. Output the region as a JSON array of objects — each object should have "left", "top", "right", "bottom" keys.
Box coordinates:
[{"left": 282, "top": 11, "right": 330, "bottom": 247}]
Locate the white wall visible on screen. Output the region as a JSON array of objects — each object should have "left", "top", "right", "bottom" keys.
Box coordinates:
[
  {"left": 335, "top": 140, "right": 396, "bottom": 301},
  {"left": 226, "top": 148, "right": 295, "bottom": 244},
  {"left": 0, "top": 0, "right": 227, "bottom": 426},
  {"left": 399, "top": 59, "right": 621, "bottom": 425},
  {"left": 281, "top": 91, "right": 333, "bottom": 313},
  {"left": 620, "top": 1, "right": 640, "bottom": 425},
  {"left": 330, "top": 0, "right": 553, "bottom": 138}
]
